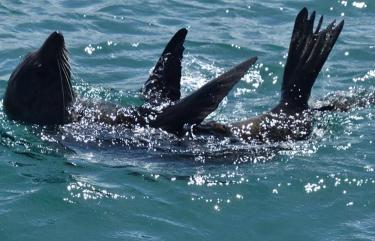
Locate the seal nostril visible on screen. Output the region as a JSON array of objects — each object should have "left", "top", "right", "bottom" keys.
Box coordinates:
[
  {"left": 51, "top": 31, "right": 64, "bottom": 42},
  {"left": 37, "top": 31, "right": 66, "bottom": 64},
  {"left": 43, "top": 31, "right": 65, "bottom": 50}
]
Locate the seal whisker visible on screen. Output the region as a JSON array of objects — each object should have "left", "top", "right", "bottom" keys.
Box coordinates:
[
  {"left": 57, "top": 48, "right": 74, "bottom": 102},
  {"left": 64, "top": 69, "right": 74, "bottom": 102},
  {"left": 61, "top": 51, "right": 69, "bottom": 66},
  {"left": 57, "top": 57, "right": 66, "bottom": 121},
  {"left": 61, "top": 56, "right": 74, "bottom": 101}
]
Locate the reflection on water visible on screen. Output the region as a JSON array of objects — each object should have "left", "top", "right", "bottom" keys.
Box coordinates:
[{"left": 0, "top": 0, "right": 374, "bottom": 240}]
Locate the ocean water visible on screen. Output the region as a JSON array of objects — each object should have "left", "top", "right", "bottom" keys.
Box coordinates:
[{"left": 0, "top": 0, "right": 374, "bottom": 240}]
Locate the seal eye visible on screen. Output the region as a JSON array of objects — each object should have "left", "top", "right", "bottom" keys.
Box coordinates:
[{"left": 35, "top": 64, "right": 45, "bottom": 78}]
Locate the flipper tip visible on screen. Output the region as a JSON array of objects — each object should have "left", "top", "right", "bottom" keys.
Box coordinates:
[
  {"left": 176, "top": 28, "right": 188, "bottom": 38},
  {"left": 243, "top": 56, "right": 258, "bottom": 69},
  {"left": 337, "top": 20, "right": 345, "bottom": 28}
]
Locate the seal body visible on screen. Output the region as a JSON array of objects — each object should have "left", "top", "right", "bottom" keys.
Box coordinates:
[
  {"left": 194, "top": 103, "right": 313, "bottom": 143},
  {"left": 229, "top": 103, "right": 313, "bottom": 142}
]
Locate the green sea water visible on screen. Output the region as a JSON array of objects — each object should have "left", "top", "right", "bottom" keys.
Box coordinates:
[{"left": 0, "top": 0, "right": 374, "bottom": 240}]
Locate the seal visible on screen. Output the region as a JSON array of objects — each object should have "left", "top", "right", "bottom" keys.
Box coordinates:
[
  {"left": 3, "top": 29, "right": 258, "bottom": 134},
  {"left": 3, "top": 8, "right": 348, "bottom": 144}
]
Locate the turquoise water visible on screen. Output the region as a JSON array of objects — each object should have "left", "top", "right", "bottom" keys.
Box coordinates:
[{"left": 0, "top": 0, "right": 374, "bottom": 240}]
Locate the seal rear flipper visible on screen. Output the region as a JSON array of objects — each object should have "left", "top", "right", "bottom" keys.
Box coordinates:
[
  {"left": 142, "top": 28, "right": 188, "bottom": 103},
  {"left": 149, "top": 57, "right": 258, "bottom": 135},
  {"left": 280, "top": 8, "right": 344, "bottom": 109}
]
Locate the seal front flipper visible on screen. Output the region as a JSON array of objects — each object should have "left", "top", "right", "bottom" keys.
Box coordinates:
[
  {"left": 279, "top": 8, "right": 344, "bottom": 110},
  {"left": 142, "top": 28, "right": 188, "bottom": 103},
  {"left": 149, "top": 57, "right": 258, "bottom": 135}
]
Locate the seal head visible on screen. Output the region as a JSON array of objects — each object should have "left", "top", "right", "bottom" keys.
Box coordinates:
[{"left": 3, "top": 31, "right": 74, "bottom": 125}]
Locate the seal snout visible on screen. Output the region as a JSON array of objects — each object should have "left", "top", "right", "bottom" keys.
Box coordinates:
[
  {"left": 40, "top": 31, "right": 66, "bottom": 54},
  {"left": 38, "top": 31, "right": 66, "bottom": 63},
  {"left": 46, "top": 31, "right": 65, "bottom": 47}
]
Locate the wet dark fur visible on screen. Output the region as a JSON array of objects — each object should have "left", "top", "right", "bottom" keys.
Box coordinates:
[{"left": 4, "top": 32, "right": 74, "bottom": 125}]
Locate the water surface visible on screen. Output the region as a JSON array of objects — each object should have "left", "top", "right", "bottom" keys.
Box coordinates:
[{"left": 0, "top": 0, "right": 374, "bottom": 240}]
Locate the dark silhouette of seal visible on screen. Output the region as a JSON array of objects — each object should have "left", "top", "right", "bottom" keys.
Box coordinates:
[
  {"left": 3, "top": 8, "right": 350, "bottom": 144},
  {"left": 4, "top": 32, "right": 75, "bottom": 125},
  {"left": 3, "top": 29, "right": 257, "bottom": 135}
]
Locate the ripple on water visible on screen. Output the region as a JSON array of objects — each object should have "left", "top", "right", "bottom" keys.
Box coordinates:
[{"left": 0, "top": 0, "right": 374, "bottom": 240}]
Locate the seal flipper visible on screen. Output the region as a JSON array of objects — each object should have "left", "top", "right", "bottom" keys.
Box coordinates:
[
  {"left": 142, "top": 28, "right": 188, "bottom": 103},
  {"left": 280, "top": 8, "right": 344, "bottom": 109},
  {"left": 149, "top": 57, "right": 258, "bottom": 135}
]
